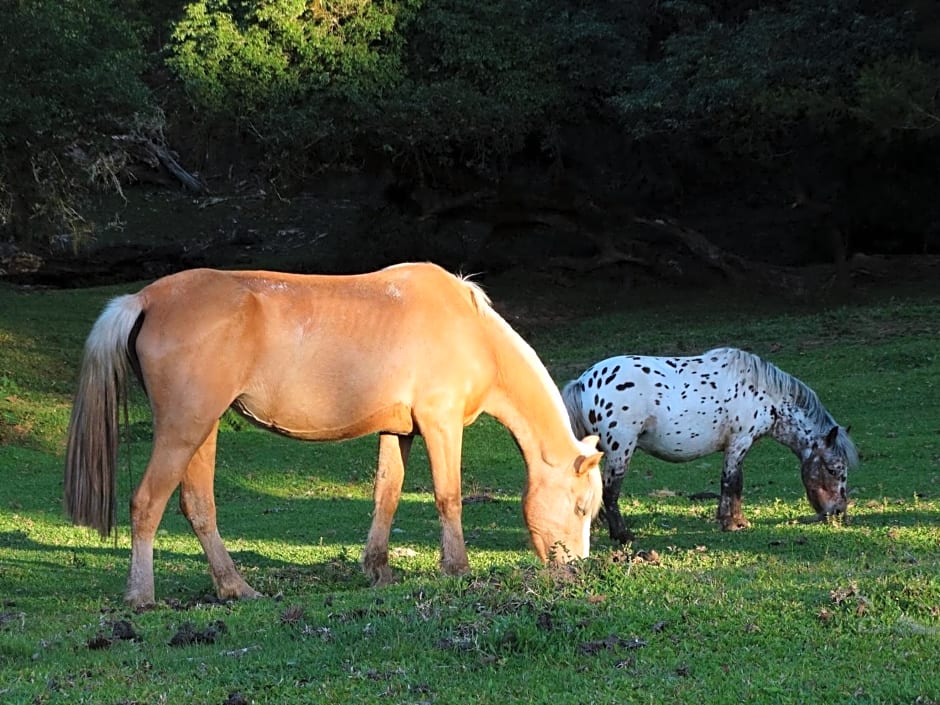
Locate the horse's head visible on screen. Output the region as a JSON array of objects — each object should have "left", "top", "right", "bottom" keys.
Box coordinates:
[
  {"left": 800, "top": 425, "right": 853, "bottom": 520},
  {"left": 523, "top": 436, "right": 603, "bottom": 564}
]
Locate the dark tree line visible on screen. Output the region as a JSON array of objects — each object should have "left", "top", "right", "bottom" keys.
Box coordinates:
[{"left": 1, "top": 0, "right": 938, "bottom": 275}]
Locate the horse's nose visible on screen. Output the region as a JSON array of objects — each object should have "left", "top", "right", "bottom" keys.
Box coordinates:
[{"left": 827, "top": 495, "right": 848, "bottom": 516}]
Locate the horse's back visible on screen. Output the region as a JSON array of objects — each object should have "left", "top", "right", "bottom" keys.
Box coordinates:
[
  {"left": 133, "top": 265, "right": 499, "bottom": 439},
  {"left": 571, "top": 351, "right": 753, "bottom": 461},
  {"left": 568, "top": 354, "right": 661, "bottom": 440},
  {"left": 135, "top": 264, "right": 485, "bottom": 352}
]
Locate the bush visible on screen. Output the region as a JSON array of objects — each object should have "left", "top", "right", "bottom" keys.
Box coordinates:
[
  {"left": 0, "top": 0, "right": 156, "bottom": 243},
  {"left": 166, "top": 0, "right": 650, "bottom": 182},
  {"left": 613, "top": 0, "right": 917, "bottom": 149}
]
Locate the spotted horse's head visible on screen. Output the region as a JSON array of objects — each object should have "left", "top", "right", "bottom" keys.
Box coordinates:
[{"left": 800, "top": 425, "right": 855, "bottom": 523}]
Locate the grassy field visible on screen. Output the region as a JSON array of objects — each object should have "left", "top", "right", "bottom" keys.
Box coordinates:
[{"left": 1, "top": 271, "right": 938, "bottom": 704}]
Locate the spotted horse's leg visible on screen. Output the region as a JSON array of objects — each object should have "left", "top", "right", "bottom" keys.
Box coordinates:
[
  {"left": 600, "top": 452, "right": 636, "bottom": 544},
  {"left": 717, "top": 438, "right": 753, "bottom": 530}
]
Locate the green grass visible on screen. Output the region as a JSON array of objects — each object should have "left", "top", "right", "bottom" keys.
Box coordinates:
[{"left": 1, "top": 276, "right": 939, "bottom": 704}]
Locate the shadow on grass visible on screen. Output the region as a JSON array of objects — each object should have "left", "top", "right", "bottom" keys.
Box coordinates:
[
  {"left": 4, "top": 502, "right": 937, "bottom": 607},
  {"left": 0, "top": 487, "right": 535, "bottom": 602},
  {"left": 0, "top": 524, "right": 536, "bottom": 605},
  {"left": 588, "top": 504, "right": 940, "bottom": 563},
  {"left": 0, "top": 527, "right": 362, "bottom": 601},
  {"left": 9, "top": 495, "right": 937, "bottom": 586},
  {"left": 5, "top": 418, "right": 937, "bottom": 606}
]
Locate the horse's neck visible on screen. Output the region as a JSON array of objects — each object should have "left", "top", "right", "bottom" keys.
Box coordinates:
[
  {"left": 770, "top": 403, "right": 818, "bottom": 456},
  {"left": 488, "top": 387, "right": 573, "bottom": 470},
  {"left": 482, "top": 315, "right": 573, "bottom": 468},
  {"left": 739, "top": 354, "right": 820, "bottom": 457}
]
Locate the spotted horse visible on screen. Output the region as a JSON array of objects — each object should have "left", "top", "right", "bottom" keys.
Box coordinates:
[{"left": 562, "top": 347, "right": 859, "bottom": 543}]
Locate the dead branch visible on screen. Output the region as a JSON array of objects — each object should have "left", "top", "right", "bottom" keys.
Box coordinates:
[
  {"left": 113, "top": 135, "right": 205, "bottom": 194},
  {"left": 152, "top": 143, "right": 204, "bottom": 194},
  {"left": 632, "top": 216, "right": 747, "bottom": 281},
  {"left": 548, "top": 249, "right": 649, "bottom": 272}
]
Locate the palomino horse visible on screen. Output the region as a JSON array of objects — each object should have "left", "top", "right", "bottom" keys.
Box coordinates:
[
  {"left": 65, "top": 263, "right": 602, "bottom": 607},
  {"left": 562, "top": 347, "right": 858, "bottom": 543}
]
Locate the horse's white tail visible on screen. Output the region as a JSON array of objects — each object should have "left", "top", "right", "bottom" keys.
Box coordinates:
[
  {"left": 560, "top": 380, "right": 588, "bottom": 438},
  {"left": 64, "top": 294, "right": 144, "bottom": 537}
]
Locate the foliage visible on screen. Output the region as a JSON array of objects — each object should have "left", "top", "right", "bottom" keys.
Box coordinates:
[
  {"left": 1, "top": 277, "right": 939, "bottom": 702},
  {"left": 613, "top": 0, "right": 918, "bottom": 148},
  {"left": 168, "top": 0, "right": 418, "bottom": 114},
  {"left": 0, "top": 0, "right": 152, "bottom": 140},
  {"left": 370, "top": 1, "right": 647, "bottom": 179},
  {"left": 599, "top": 0, "right": 939, "bottom": 254},
  {"left": 0, "top": 0, "right": 157, "bottom": 243},
  {"left": 164, "top": 0, "right": 650, "bottom": 179},
  {"left": 853, "top": 55, "right": 940, "bottom": 134},
  {"left": 165, "top": 0, "right": 422, "bottom": 171},
  {"left": 2, "top": 0, "right": 939, "bottom": 252},
  {"left": 126, "top": 0, "right": 940, "bottom": 197}
]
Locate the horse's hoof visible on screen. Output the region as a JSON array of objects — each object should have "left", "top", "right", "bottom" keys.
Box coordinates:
[
  {"left": 799, "top": 512, "right": 846, "bottom": 525},
  {"left": 362, "top": 549, "right": 395, "bottom": 586},
  {"left": 124, "top": 591, "right": 156, "bottom": 611},
  {"left": 367, "top": 565, "right": 396, "bottom": 587},
  {"left": 216, "top": 579, "right": 263, "bottom": 602},
  {"left": 440, "top": 562, "right": 470, "bottom": 577},
  {"left": 719, "top": 518, "right": 750, "bottom": 531},
  {"left": 234, "top": 587, "right": 264, "bottom": 601}
]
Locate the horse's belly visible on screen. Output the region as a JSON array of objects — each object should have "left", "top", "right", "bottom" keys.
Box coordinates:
[
  {"left": 232, "top": 393, "right": 414, "bottom": 440},
  {"left": 637, "top": 433, "right": 723, "bottom": 463}
]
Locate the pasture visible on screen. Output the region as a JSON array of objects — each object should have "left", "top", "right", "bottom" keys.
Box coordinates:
[{"left": 1, "top": 271, "right": 938, "bottom": 704}]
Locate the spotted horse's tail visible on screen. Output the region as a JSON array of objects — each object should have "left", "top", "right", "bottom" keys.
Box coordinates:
[{"left": 561, "top": 379, "right": 589, "bottom": 438}]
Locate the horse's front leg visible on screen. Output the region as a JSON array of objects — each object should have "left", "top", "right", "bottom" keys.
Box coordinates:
[
  {"left": 601, "top": 456, "right": 634, "bottom": 544},
  {"left": 179, "top": 422, "right": 261, "bottom": 602},
  {"left": 421, "top": 421, "right": 470, "bottom": 576},
  {"left": 717, "top": 441, "right": 752, "bottom": 530},
  {"left": 362, "top": 433, "right": 412, "bottom": 586}
]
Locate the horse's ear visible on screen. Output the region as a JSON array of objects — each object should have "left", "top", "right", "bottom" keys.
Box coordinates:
[
  {"left": 574, "top": 451, "right": 603, "bottom": 476},
  {"left": 825, "top": 426, "right": 839, "bottom": 446},
  {"left": 845, "top": 425, "right": 852, "bottom": 435},
  {"left": 581, "top": 435, "right": 600, "bottom": 450}
]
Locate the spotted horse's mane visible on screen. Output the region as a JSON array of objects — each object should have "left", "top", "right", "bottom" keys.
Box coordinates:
[{"left": 718, "top": 347, "right": 859, "bottom": 467}]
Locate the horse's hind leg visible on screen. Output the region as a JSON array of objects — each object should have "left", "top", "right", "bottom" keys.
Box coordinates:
[
  {"left": 126, "top": 438, "right": 204, "bottom": 608},
  {"left": 602, "top": 454, "right": 635, "bottom": 544},
  {"left": 717, "top": 441, "right": 752, "bottom": 530},
  {"left": 179, "top": 421, "right": 261, "bottom": 601},
  {"left": 363, "top": 433, "right": 412, "bottom": 586}
]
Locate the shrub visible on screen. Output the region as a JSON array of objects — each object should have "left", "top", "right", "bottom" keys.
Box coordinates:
[{"left": 0, "top": 0, "right": 156, "bottom": 244}]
